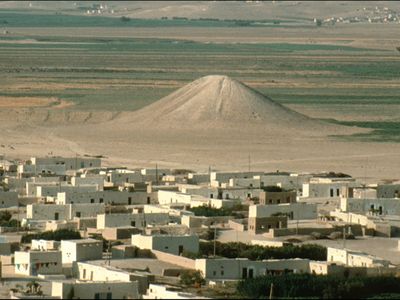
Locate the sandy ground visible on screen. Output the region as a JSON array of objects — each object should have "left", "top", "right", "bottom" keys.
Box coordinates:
[
  {"left": 0, "top": 94, "right": 398, "bottom": 183},
  {"left": 11, "top": 24, "right": 400, "bottom": 50},
  {"left": 1, "top": 117, "right": 399, "bottom": 183}
]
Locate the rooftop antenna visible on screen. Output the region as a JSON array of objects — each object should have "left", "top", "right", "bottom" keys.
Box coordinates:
[
  {"left": 342, "top": 226, "right": 346, "bottom": 249},
  {"left": 155, "top": 163, "right": 158, "bottom": 186}
]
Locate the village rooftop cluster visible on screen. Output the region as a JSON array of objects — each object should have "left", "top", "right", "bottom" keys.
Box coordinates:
[{"left": 0, "top": 155, "right": 400, "bottom": 298}]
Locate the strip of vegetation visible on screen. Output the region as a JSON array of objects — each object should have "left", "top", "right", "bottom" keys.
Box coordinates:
[
  {"left": 188, "top": 205, "right": 246, "bottom": 218},
  {"left": 327, "top": 120, "right": 400, "bottom": 142},
  {"left": 193, "top": 241, "right": 327, "bottom": 261},
  {"left": 237, "top": 273, "right": 400, "bottom": 299},
  {"left": 21, "top": 229, "right": 81, "bottom": 243},
  {"left": 0, "top": 12, "right": 295, "bottom": 28}
]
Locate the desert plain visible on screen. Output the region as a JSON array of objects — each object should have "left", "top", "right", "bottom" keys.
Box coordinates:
[{"left": 0, "top": 1, "right": 400, "bottom": 182}]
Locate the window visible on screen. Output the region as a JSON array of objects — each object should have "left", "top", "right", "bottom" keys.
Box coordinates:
[
  {"left": 221, "top": 270, "right": 224, "bottom": 276},
  {"left": 83, "top": 269, "right": 86, "bottom": 279},
  {"left": 277, "top": 199, "right": 280, "bottom": 204},
  {"left": 210, "top": 194, "right": 213, "bottom": 199},
  {"left": 336, "top": 189, "right": 340, "bottom": 196},
  {"left": 330, "top": 188, "right": 334, "bottom": 197},
  {"left": 99, "top": 198, "right": 104, "bottom": 203},
  {"left": 213, "top": 271, "right": 216, "bottom": 276},
  {"left": 90, "top": 199, "right": 94, "bottom": 203},
  {"left": 76, "top": 212, "right": 81, "bottom": 218}
]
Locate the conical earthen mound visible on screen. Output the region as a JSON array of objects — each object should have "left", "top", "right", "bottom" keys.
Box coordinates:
[{"left": 117, "top": 75, "right": 356, "bottom": 133}]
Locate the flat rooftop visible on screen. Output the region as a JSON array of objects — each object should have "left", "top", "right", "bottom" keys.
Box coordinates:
[{"left": 89, "top": 258, "right": 189, "bottom": 275}]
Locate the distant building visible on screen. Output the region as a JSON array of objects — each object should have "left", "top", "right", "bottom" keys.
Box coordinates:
[
  {"left": 14, "top": 250, "right": 62, "bottom": 276},
  {"left": 131, "top": 234, "right": 199, "bottom": 256},
  {"left": 61, "top": 239, "right": 103, "bottom": 264}
]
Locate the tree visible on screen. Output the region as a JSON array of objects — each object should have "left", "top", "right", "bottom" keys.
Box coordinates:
[
  {"left": 21, "top": 229, "right": 81, "bottom": 243},
  {"left": 180, "top": 270, "right": 205, "bottom": 287},
  {"left": 120, "top": 16, "right": 130, "bottom": 22},
  {"left": 26, "top": 281, "right": 41, "bottom": 295}
]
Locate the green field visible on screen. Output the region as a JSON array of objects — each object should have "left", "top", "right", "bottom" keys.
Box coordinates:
[
  {"left": 0, "top": 11, "right": 399, "bottom": 141},
  {"left": 0, "top": 11, "right": 302, "bottom": 28}
]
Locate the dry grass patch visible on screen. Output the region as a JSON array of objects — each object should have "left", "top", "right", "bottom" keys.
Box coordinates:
[{"left": 0, "top": 96, "right": 73, "bottom": 108}]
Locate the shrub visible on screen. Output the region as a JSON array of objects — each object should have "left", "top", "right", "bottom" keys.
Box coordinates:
[
  {"left": 188, "top": 205, "right": 234, "bottom": 217},
  {"left": 199, "top": 241, "right": 327, "bottom": 261},
  {"left": 180, "top": 270, "right": 205, "bottom": 287},
  {"left": 262, "top": 185, "right": 283, "bottom": 192},
  {"left": 120, "top": 16, "right": 130, "bottom": 22},
  {"left": 237, "top": 274, "right": 400, "bottom": 299},
  {"left": 21, "top": 229, "right": 81, "bottom": 243}
]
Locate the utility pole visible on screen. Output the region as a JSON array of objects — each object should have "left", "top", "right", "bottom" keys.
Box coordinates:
[
  {"left": 213, "top": 226, "right": 217, "bottom": 258},
  {"left": 155, "top": 163, "right": 158, "bottom": 186},
  {"left": 269, "top": 283, "right": 274, "bottom": 299},
  {"left": 16, "top": 204, "right": 19, "bottom": 233},
  {"left": 343, "top": 226, "right": 346, "bottom": 249},
  {"left": 107, "top": 240, "right": 111, "bottom": 266}
]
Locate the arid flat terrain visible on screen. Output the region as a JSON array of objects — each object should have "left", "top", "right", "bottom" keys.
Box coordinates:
[{"left": 0, "top": 1, "right": 400, "bottom": 182}]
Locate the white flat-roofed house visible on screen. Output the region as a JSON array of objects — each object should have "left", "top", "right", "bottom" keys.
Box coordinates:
[
  {"left": 302, "top": 177, "right": 358, "bottom": 199},
  {"left": 249, "top": 203, "right": 317, "bottom": 220},
  {"left": 210, "top": 171, "right": 264, "bottom": 184},
  {"left": 187, "top": 173, "right": 210, "bottom": 184},
  {"left": 51, "top": 280, "right": 139, "bottom": 299},
  {"left": 56, "top": 190, "right": 149, "bottom": 205},
  {"left": 105, "top": 169, "right": 143, "bottom": 186},
  {"left": 26, "top": 203, "right": 105, "bottom": 221},
  {"left": 61, "top": 239, "right": 103, "bottom": 264},
  {"left": 144, "top": 284, "right": 209, "bottom": 299},
  {"left": 37, "top": 184, "right": 99, "bottom": 198},
  {"left": 96, "top": 212, "right": 169, "bottom": 230},
  {"left": 327, "top": 247, "right": 391, "bottom": 268},
  {"left": 377, "top": 184, "right": 400, "bottom": 198},
  {"left": 31, "top": 239, "right": 60, "bottom": 251},
  {"left": 340, "top": 197, "right": 400, "bottom": 215},
  {"left": 18, "top": 164, "right": 66, "bottom": 177},
  {"left": 131, "top": 234, "right": 199, "bottom": 256},
  {"left": 158, "top": 190, "right": 192, "bottom": 205},
  {"left": 71, "top": 175, "right": 105, "bottom": 190},
  {"left": 31, "top": 157, "right": 101, "bottom": 170},
  {"left": 14, "top": 250, "right": 62, "bottom": 276},
  {"left": 195, "top": 258, "right": 310, "bottom": 280}
]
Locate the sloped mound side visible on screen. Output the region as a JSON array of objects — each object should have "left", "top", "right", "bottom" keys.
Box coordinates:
[{"left": 116, "top": 75, "right": 364, "bottom": 134}]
